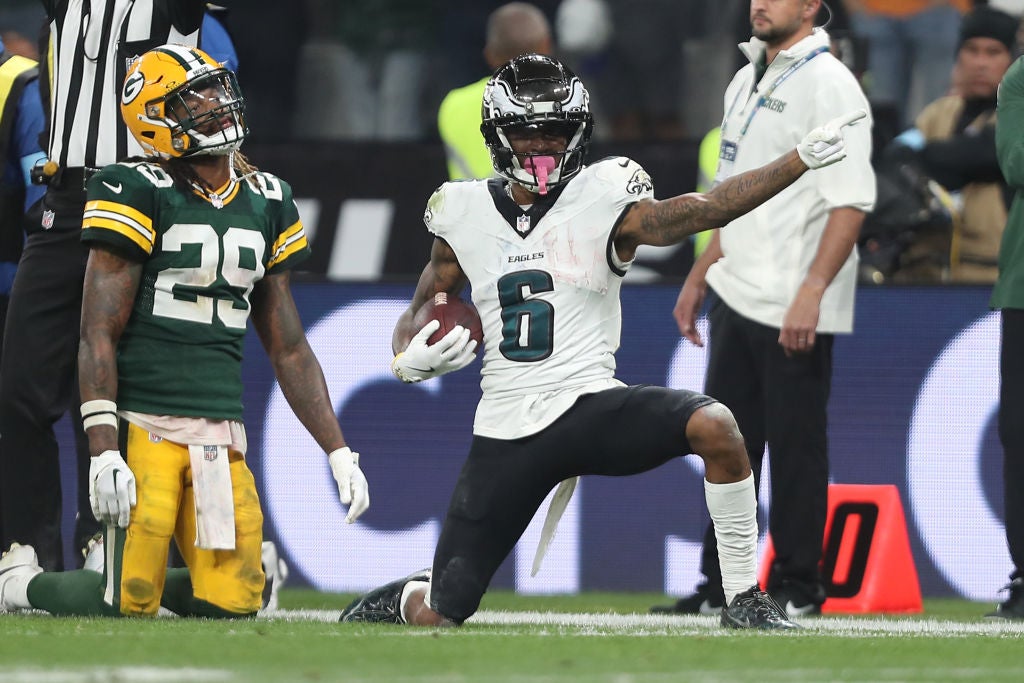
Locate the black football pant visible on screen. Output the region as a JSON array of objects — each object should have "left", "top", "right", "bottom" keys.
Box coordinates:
[
  {"left": 1000, "top": 309, "right": 1024, "bottom": 581},
  {"left": 697, "top": 296, "right": 832, "bottom": 595},
  {"left": 431, "top": 385, "right": 716, "bottom": 622},
  {"left": 0, "top": 190, "right": 99, "bottom": 571}
]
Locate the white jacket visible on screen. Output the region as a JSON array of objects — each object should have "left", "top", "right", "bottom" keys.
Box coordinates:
[{"left": 705, "top": 29, "right": 875, "bottom": 333}]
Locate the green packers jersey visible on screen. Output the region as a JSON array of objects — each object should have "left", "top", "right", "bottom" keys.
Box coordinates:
[{"left": 81, "top": 161, "right": 311, "bottom": 420}]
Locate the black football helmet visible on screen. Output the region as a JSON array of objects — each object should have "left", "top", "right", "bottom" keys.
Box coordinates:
[{"left": 481, "top": 54, "right": 594, "bottom": 193}]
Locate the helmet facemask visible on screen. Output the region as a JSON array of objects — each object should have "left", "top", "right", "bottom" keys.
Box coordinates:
[
  {"left": 481, "top": 55, "right": 594, "bottom": 194},
  {"left": 161, "top": 70, "right": 247, "bottom": 156},
  {"left": 121, "top": 46, "right": 248, "bottom": 159}
]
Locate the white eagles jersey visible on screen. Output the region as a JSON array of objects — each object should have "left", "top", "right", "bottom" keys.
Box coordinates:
[{"left": 424, "top": 157, "right": 655, "bottom": 439}]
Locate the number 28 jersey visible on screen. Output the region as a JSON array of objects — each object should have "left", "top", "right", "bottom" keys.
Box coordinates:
[
  {"left": 424, "top": 157, "right": 654, "bottom": 439},
  {"left": 81, "top": 161, "right": 311, "bottom": 420}
]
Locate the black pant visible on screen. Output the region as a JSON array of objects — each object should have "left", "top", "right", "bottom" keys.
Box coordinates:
[
  {"left": 697, "top": 297, "right": 832, "bottom": 593},
  {"left": 0, "top": 190, "right": 99, "bottom": 570},
  {"left": 1000, "top": 309, "right": 1024, "bottom": 580},
  {"left": 432, "top": 385, "right": 716, "bottom": 622}
]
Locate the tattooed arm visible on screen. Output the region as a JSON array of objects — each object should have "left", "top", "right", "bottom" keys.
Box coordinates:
[
  {"left": 614, "top": 150, "right": 808, "bottom": 261},
  {"left": 392, "top": 237, "right": 469, "bottom": 353},
  {"left": 251, "top": 271, "right": 348, "bottom": 453},
  {"left": 78, "top": 247, "right": 143, "bottom": 456}
]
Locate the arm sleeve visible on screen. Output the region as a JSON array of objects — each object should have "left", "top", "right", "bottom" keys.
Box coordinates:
[{"left": 997, "top": 58, "right": 1024, "bottom": 189}]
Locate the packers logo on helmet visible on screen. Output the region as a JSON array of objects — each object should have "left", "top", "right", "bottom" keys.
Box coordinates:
[{"left": 121, "top": 45, "right": 247, "bottom": 158}]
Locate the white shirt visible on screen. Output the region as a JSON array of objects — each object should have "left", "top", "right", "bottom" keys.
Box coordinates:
[
  {"left": 424, "top": 158, "right": 655, "bottom": 438},
  {"left": 705, "top": 29, "right": 876, "bottom": 333}
]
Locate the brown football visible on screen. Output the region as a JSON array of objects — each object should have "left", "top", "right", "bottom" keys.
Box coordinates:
[{"left": 413, "top": 292, "right": 484, "bottom": 349}]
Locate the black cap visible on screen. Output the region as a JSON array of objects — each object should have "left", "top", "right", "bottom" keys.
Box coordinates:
[{"left": 959, "top": 6, "right": 1019, "bottom": 53}]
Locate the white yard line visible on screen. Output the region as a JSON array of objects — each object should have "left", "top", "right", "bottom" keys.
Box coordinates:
[{"left": 270, "top": 608, "right": 1024, "bottom": 637}]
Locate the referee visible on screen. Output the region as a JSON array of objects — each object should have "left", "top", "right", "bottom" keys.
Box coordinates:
[{"left": 0, "top": 0, "right": 206, "bottom": 571}]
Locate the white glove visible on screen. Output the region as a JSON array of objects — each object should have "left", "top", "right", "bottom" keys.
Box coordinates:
[
  {"left": 89, "top": 450, "right": 137, "bottom": 528},
  {"left": 797, "top": 109, "right": 867, "bottom": 169},
  {"left": 391, "top": 319, "right": 478, "bottom": 383},
  {"left": 329, "top": 447, "right": 370, "bottom": 523}
]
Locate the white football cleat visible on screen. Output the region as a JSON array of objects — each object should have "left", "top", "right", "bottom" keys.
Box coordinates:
[
  {"left": 0, "top": 543, "right": 43, "bottom": 612},
  {"left": 259, "top": 541, "right": 289, "bottom": 613}
]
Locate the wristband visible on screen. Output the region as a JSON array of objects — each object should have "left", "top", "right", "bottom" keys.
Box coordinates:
[
  {"left": 83, "top": 413, "right": 118, "bottom": 430},
  {"left": 81, "top": 399, "right": 118, "bottom": 430}
]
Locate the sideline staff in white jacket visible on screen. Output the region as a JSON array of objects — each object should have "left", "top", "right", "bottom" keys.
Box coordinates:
[{"left": 654, "top": 0, "right": 875, "bottom": 616}]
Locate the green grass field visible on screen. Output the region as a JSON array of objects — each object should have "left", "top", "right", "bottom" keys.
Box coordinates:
[{"left": 1, "top": 590, "right": 1022, "bottom": 682}]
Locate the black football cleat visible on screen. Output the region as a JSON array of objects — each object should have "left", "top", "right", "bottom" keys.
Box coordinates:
[
  {"left": 986, "top": 577, "right": 1024, "bottom": 619},
  {"left": 339, "top": 569, "right": 431, "bottom": 623},
  {"left": 720, "top": 586, "right": 801, "bottom": 630}
]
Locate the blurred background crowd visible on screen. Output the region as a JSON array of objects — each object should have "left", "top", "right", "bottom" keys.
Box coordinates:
[{"left": 3, "top": 0, "right": 1023, "bottom": 284}]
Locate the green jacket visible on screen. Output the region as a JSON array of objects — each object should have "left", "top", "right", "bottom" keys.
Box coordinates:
[{"left": 993, "top": 56, "right": 1024, "bottom": 309}]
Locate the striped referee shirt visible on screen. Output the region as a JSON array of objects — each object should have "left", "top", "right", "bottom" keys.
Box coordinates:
[{"left": 43, "top": 0, "right": 205, "bottom": 170}]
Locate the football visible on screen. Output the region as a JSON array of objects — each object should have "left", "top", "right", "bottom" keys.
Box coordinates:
[{"left": 413, "top": 292, "right": 484, "bottom": 349}]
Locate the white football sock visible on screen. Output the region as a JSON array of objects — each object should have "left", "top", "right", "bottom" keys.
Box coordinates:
[
  {"left": 2, "top": 573, "right": 35, "bottom": 610},
  {"left": 705, "top": 473, "right": 758, "bottom": 605},
  {"left": 399, "top": 580, "right": 430, "bottom": 623}
]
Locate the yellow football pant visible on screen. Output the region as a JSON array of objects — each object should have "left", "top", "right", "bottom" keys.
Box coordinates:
[{"left": 105, "top": 422, "right": 265, "bottom": 616}]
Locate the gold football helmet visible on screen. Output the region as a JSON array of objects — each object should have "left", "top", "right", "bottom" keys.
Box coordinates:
[{"left": 120, "top": 44, "right": 247, "bottom": 158}]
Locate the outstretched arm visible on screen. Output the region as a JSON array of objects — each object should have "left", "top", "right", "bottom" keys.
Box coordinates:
[
  {"left": 616, "top": 110, "right": 866, "bottom": 260},
  {"left": 617, "top": 150, "right": 808, "bottom": 256}
]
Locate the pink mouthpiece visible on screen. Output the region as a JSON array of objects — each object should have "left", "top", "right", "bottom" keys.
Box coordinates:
[{"left": 523, "top": 156, "right": 557, "bottom": 195}]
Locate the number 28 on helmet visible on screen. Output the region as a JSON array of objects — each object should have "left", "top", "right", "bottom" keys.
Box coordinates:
[{"left": 120, "top": 44, "right": 247, "bottom": 158}]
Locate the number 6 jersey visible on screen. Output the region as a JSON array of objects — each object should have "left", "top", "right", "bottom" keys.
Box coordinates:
[
  {"left": 81, "top": 161, "right": 310, "bottom": 420},
  {"left": 424, "top": 157, "right": 655, "bottom": 439}
]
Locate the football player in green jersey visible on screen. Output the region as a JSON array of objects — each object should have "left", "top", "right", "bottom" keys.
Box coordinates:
[{"left": 0, "top": 45, "right": 369, "bottom": 617}]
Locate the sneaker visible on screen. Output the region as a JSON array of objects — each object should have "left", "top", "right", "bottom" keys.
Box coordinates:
[
  {"left": 0, "top": 543, "right": 43, "bottom": 612},
  {"left": 721, "top": 585, "right": 801, "bottom": 630},
  {"left": 768, "top": 578, "right": 825, "bottom": 617},
  {"left": 650, "top": 583, "right": 725, "bottom": 615},
  {"left": 339, "top": 569, "right": 431, "bottom": 623},
  {"left": 82, "top": 533, "right": 105, "bottom": 574},
  {"left": 986, "top": 577, "right": 1024, "bottom": 619},
  {"left": 260, "top": 541, "right": 290, "bottom": 613}
]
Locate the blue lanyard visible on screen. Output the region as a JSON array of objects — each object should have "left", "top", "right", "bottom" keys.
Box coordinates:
[{"left": 724, "top": 46, "right": 829, "bottom": 141}]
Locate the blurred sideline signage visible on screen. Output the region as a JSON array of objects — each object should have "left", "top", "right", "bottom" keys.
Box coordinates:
[
  {"left": 55, "top": 282, "right": 1008, "bottom": 601},
  {"left": 245, "top": 140, "right": 699, "bottom": 283}
]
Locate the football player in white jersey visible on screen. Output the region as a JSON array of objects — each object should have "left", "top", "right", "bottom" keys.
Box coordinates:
[{"left": 341, "top": 54, "right": 863, "bottom": 630}]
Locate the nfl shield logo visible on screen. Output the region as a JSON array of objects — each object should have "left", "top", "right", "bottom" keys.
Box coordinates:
[
  {"left": 42, "top": 210, "right": 55, "bottom": 230},
  {"left": 204, "top": 445, "right": 218, "bottom": 462},
  {"left": 516, "top": 214, "right": 530, "bottom": 234}
]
